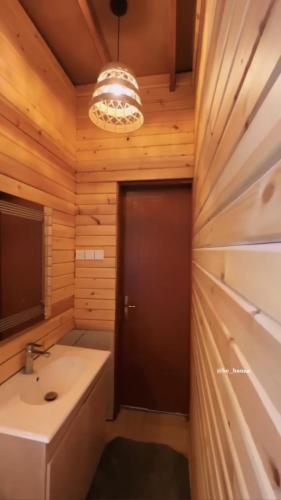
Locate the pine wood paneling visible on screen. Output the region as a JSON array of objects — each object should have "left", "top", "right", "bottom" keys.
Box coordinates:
[
  {"left": 194, "top": 245, "right": 281, "bottom": 325},
  {"left": 0, "top": 0, "right": 76, "bottom": 165},
  {"left": 194, "top": 0, "right": 278, "bottom": 216},
  {"left": 193, "top": 157, "right": 281, "bottom": 248},
  {"left": 75, "top": 73, "right": 194, "bottom": 331},
  {"left": 191, "top": 1, "right": 281, "bottom": 498},
  {"left": 0, "top": 0, "right": 76, "bottom": 382},
  {"left": 76, "top": 73, "right": 194, "bottom": 177}
]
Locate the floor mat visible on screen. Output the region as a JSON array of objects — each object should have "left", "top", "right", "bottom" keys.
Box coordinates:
[{"left": 87, "top": 437, "right": 191, "bottom": 500}]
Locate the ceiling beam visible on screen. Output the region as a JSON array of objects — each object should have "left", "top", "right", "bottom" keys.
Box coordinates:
[
  {"left": 192, "top": 0, "right": 206, "bottom": 89},
  {"left": 169, "top": 0, "right": 177, "bottom": 92},
  {"left": 77, "top": 0, "right": 110, "bottom": 65}
]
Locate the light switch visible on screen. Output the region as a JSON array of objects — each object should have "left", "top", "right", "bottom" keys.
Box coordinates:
[
  {"left": 76, "top": 249, "right": 85, "bottom": 260},
  {"left": 85, "top": 249, "right": 92, "bottom": 260},
  {"left": 95, "top": 249, "right": 104, "bottom": 260}
]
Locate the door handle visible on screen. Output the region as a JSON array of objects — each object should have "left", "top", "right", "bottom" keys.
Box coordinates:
[{"left": 124, "top": 296, "right": 136, "bottom": 319}]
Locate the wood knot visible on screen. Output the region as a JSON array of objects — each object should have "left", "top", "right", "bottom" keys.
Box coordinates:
[
  {"left": 220, "top": 271, "right": 225, "bottom": 281},
  {"left": 269, "top": 459, "right": 280, "bottom": 488},
  {"left": 173, "top": 125, "right": 179, "bottom": 130},
  {"left": 91, "top": 216, "right": 100, "bottom": 225},
  {"left": 262, "top": 182, "right": 275, "bottom": 203}
]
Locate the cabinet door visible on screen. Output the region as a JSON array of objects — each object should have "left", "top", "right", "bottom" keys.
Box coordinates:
[{"left": 46, "top": 368, "right": 109, "bottom": 500}]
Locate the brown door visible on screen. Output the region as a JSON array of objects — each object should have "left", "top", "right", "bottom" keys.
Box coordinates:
[{"left": 118, "top": 183, "right": 192, "bottom": 414}]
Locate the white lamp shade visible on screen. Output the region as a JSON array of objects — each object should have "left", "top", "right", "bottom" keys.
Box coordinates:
[{"left": 89, "top": 62, "right": 144, "bottom": 133}]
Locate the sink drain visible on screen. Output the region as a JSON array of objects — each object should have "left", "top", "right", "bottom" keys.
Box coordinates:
[{"left": 44, "top": 391, "right": 58, "bottom": 402}]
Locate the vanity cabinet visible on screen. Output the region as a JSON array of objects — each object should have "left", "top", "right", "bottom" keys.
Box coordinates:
[
  {"left": 0, "top": 362, "right": 109, "bottom": 500},
  {"left": 46, "top": 368, "right": 108, "bottom": 500}
]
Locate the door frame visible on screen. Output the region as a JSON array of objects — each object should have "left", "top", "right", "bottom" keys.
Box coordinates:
[{"left": 113, "top": 179, "right": 193, "bottom": 418}]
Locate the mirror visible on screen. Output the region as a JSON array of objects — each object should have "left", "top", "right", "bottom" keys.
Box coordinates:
[{"left": 0, "top": 193, "right": 44, "bottom": 341}]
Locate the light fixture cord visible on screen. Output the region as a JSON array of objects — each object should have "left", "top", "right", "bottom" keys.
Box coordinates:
[{"left": 117, "top": 15, "right": 120, "bottom": 62}]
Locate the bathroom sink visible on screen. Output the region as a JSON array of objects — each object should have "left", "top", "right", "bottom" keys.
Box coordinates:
[
  {"left": 20, "top": 355, "right": 89, "bottom": 405},
  {"left": 0, "top": 344, "right": 110, "bottom": 442}
]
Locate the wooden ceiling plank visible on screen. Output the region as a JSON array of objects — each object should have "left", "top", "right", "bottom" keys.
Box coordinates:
[
  {"left": 77, "top": 0, "right": 110, "bottom": 65},
  {"left": 170, "top": 0, "right": 177, "bottom": 92}
]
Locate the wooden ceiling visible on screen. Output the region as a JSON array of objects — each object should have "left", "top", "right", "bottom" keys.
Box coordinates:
[{"left": 19, "top": 0, "right": 196, "bottom": 86}]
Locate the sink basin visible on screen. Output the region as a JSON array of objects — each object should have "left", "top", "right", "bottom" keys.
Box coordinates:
[
  {"left": 20, "top": 355, "right": 89, "bottom": 405},
  {"left": 0, "top": 344, "right": 110, "bottom": 442}
]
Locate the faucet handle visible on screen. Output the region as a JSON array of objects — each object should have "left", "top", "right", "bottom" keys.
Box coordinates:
[{"left": 26, "top": 342, "right": 42, "bottom": 352}]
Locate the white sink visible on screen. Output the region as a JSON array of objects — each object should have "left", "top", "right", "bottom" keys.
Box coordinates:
[
  {"left": 0, "top": 344, "right": 110, "bottom": 442},
  {"left": 20, "top": 355, "right": 89, "bottom": 405}
]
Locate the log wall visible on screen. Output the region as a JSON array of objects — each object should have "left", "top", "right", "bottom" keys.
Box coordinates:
[
  {"left": 191, "top": 1, "right": 281, "bottom": 498},
  {"left": 0, "top": 0, "right": 76, "bottom": 382}
]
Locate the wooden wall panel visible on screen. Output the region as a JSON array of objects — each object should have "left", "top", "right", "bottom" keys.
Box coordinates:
[
  {"left": 75, "top": 73, "right": 195, "bottom": 331},
  {"left": 0, "top": 0, "right": 76, "bottom": 165},
  {"left": 0, "top": 0, "right": 76, "bottom": 382},
  {"left": 76, "top": 73, "right": 194, "bottom": 177},
  {"left": 191, "top": 0, "right": 281, "bottom": 499}
]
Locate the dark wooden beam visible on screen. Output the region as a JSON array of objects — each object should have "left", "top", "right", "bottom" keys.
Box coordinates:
[
  {"left": 169, "top": 0, "right": 177, "bottom": 92},
  {"left": 77, "top": 0, "right": 110, "bottom": 65}
]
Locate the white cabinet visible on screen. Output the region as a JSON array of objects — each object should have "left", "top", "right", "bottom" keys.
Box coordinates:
[
  {"left": 0, "top": 363, "right": 109, "bottom": 500},
  {"left": 46, "top": 368, "right": 108, "bottom": 500}
]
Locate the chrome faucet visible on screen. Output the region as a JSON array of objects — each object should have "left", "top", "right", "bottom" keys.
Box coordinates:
[{"left": 24, "top": 343, "right": 51, "bottom": 374}]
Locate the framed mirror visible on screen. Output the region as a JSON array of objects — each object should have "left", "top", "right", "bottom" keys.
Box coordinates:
[{"left": 0, "top": 192, "right": 52, "bottom": 341}]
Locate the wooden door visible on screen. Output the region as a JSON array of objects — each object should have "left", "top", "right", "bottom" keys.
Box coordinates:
[{"left": 118, "top": 184, "right": 192, "bottom": 414}]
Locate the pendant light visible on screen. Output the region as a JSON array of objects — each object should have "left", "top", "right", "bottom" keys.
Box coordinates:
[{"left": 89, "top": 0, "right": 144, "bottom": 133}]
